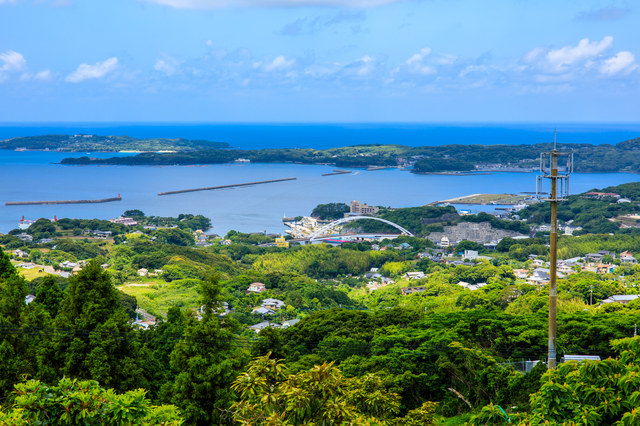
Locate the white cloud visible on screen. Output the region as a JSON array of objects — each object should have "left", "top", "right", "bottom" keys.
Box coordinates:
[
  {"left": 0, "top": 50, "right": 27, "bottom": 72},
  {"left": 19, "top": 69, "right": 53, "bottom": 81},
  {"left": 404, "top": 47, "right": 436, "bottom": 75},
  {"left": 600, "top": 51, "right": 637, "bottom": 75},
  {"left": 545, "top": 36, "right": 613, "bottom": 72},
  {"left": 406, "top": 47, "right": 430, "bottom": 65},
  {"left": 65, "top": 57, "right": 118, "bottom": 82},
  {"left": 263, "top": 55, "right": 295, "bottom": 72},
  {"left": 139, "top": 0, "right": 404, "bottom": 8},
  {"left": 34, "top": 69, "right": 52, "bottom": 80},
  {"left": 154, "top": 54, "right": 182, "bottom": 76}
]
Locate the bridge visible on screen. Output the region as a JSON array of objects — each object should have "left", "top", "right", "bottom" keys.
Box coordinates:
[{"left": 300, "top": 216, "right": 413, "bottom": 244}]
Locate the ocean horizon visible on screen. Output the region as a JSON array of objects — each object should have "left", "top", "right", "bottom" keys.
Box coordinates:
[{"left": 1, "top": 122, "right": 640, "bottom": 150}]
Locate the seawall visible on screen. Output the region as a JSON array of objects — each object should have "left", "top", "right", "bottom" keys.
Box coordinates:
[
  {"left": 6, "top": 197, "right": 122, "bottom": 206},
  {"left": 158, "top": 177, "right": 297, "bottom": 196}
]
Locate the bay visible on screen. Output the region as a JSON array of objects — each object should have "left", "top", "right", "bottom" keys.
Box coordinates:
[{"left": 0, "top": 150, "right": 638, "bottom": 235}]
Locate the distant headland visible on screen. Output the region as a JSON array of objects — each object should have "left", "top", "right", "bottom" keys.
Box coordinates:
[
  {"left": 53, "top": 135, "right": 640, "bottom": 173},
  {"left": 0, "top": 134, "right": 229, "bottom": 152}
]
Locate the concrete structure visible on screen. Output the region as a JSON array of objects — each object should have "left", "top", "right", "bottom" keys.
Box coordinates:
[
  {"left": 427, "top": 222, "right": 525, "bottom": 245},
  {"left": 350, "top": 200, "right": 379, "bottom": 215}
]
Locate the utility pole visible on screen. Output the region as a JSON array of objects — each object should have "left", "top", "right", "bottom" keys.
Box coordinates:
[{"left": 537, "top": 129, "right": 572, "bottom": 369}]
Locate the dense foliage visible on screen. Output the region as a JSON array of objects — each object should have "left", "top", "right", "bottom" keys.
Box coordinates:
[
  {"left": 59, "top": 138, "right": 640, "bottom": 172},
  {"left": 1, "top": 133, "right": 229, "bottom": 152}
]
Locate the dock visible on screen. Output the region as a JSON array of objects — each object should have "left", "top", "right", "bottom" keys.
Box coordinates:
[
  {"left": 158, "top": 177, "right": 297, "bottom": 196},
  {"left": 6, "top": 196, "right": 122, "bottom": 206},
  {"left": 321, "top": 169, "right": 352, "bottom": 177}
]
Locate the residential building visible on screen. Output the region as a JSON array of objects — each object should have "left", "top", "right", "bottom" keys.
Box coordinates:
[
  {"left": 364, "top": 272, "right": 383, "bottom": 280},
  {"left": 401, "top": 287, "right": 427, "bottom": 295},
  {"left": 137, "top": 268, "right": 149, "bottom": 277},
  {"left": 247, "top": 282, "right": 267, "bottom": 293},
  {"left": 438, "top": 236, "right": 450, "bottom": 247},
  {"left": 281, "top": 319, "right": 300, "bottom": 328},
  {"left": 109, "top": 217, "right": 138, "bottom": 226},
  {"left": 249, "top": 321, "right": 280, "bottom": 333},
  {"left": 403, "top": 271, "right": 425, "bottom": 280},
  {"left": 601, "top": 295, "right": 640, "bottom": 305},
  {"left": 94, "top": 230, "right": 113, "bottom": 238},
  {"left": 253, "top": 307, "right": 276, "bottom": 315},
  {"left": 16, "top": 233, "right": 33, "bottom": 242},
  {"left": 261, "top": 298, "right": 286, "bottom": 310},
  {"left": 457, "top": 281, "right": 487, "bottom": 291}
]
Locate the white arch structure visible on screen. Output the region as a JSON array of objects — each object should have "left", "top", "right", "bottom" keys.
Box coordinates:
[{"left": 308, "top": 216, "right": 413, "bottom": 242}]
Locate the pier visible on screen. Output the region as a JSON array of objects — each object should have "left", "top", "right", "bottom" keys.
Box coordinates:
[
  {"left": 6, "top": 196, "right": 122, "bottom": 206},
  {"left": 321, "top": 169, "right": 352, "bottom": 176},
  {"left": 158, "top": 177, "right": 297, "bottom": 196}
]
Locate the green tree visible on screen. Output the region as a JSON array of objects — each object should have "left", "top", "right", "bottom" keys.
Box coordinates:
[
  {"left": 40, "top": 260, "right": 147, "bottom": 392},
  {"left": 310, "top": 203, "right": 351, "bottom": 220},
  {"left": 169, "top": 274, "right": 249, "bottom": 425},
  {"left": 35, "top": 275, "right": 63, "bottom": 318},
  {"left": 124, "top": 209, "right": 146, "bottom": 217},
  {"left": 0, "top": 377, "right": 184, "bottom": 426},
  {"left": 231, "top": 353, "right": 401, "bottom": 425}
]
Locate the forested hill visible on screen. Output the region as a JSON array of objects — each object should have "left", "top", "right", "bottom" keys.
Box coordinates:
[
  {"left": 58, "top": 137, "right": 640, "bottom": 172},
  {"left": 517, "top": 181, "right": 640, "bottom": 235},
  {"left": 0, "top": 134, "right": 229, "bottom": 152}
]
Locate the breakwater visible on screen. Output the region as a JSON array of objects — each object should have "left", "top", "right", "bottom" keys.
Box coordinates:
[
  {"left": 321, "top": 169, "right": 352, "bottom": 176},
  {"left": 6, "top": 196, "right": 122, "bottom": 206},
  {"left": 158, "top": 177, "right": 297, "bottom": 196}
]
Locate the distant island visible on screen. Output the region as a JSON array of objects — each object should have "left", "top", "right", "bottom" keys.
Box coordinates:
[
  {"left": 0, "top": 134, "right": 229, "bottom": 152},
  {"left": 56, "top": 135, "right": 640, "bottom": 173}
]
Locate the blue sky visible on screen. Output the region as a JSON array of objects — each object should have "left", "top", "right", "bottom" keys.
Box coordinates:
[{"left": 0, "top": 0, "right": 639, "bottom": 122}]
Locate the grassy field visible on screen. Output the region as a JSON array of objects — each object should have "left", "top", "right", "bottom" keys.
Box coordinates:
[
  {"left": 118, "top": 279, "right": 201, "bottom": 318},
  {"left": 15, "top": 267, "right": 57, "bottom": 280},
  {"left": 442, "top": 193, "right": 528, "bottom": 204}
]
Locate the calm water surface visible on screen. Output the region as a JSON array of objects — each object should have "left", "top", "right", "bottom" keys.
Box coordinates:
[{"left": 1, "top": 150, "right": 638, "bottom": 235}]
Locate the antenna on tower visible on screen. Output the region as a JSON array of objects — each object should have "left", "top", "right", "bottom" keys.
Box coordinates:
[{"left": 553, "top": 128, "right": 557, "bottom": 151}]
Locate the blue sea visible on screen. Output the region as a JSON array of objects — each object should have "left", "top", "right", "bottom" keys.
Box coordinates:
[
  {"left": 0, "top": 123, "right": 639, "bottom": 235},
  {"left": 2, "top": 122, "right": 640, "bottom": 149}
]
